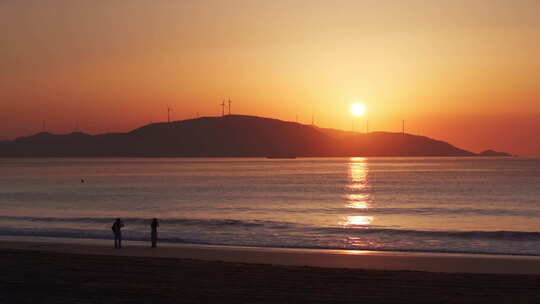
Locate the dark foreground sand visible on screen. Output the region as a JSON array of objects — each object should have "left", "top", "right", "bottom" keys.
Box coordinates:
[{"left": 2, "top": 241, "right": 540, "bottom": 303}]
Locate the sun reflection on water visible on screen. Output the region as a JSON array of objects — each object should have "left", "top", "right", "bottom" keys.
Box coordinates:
[
  {"left": 346, "top": 194, "right": 369, "bottom": 209},
  {"left": 343, "top": 215, "right": 374, "bottom": 226},
  {"left": 343, "top": 157, "right": 374, "bottom": 227},
  {"left": 347, "top": 157, "right": 368, "bottom": 191}
]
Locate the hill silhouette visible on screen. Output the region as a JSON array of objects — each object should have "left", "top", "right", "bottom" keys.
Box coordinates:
[{"left": 0, "top": 115, "right": 480, "bottom": 157}]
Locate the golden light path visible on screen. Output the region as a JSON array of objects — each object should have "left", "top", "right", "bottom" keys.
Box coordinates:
[
  {"left": 345, "top": 215, "right": 374, "bottom": 226},
  {"left": 342, "top": 157, "right": 373, "bottom": 227},
  {"left": 346, "top": 158, "right": 369, "bottom": 191}
]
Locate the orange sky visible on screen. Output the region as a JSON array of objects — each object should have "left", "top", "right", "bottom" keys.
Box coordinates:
[{"left": 1, "top": 1, "right": 539, "bottom": 155}]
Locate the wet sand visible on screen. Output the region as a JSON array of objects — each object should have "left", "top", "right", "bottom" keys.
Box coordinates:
[{"left": 2, "top": 241, "right": 540, "bottom": 303}]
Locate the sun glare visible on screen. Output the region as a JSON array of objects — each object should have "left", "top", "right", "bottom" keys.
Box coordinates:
[{"left": 351, "top": 103, "right": 366, "bottom": 117}]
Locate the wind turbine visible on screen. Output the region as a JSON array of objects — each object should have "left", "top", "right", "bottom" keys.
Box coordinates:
[
  {"left": 167, "top": 105, "right": 173, "bottom": 123},
  {"left": 220, "top": 100, "right": 226, "bottom": 116}
]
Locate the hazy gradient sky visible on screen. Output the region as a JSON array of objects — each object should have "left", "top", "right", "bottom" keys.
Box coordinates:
[{"left": 1, "top": 0, "right": 539, "bottom": 155}]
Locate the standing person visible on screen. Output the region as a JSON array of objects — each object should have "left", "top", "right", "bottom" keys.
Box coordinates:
[
  {"left": 150, "top": 218, "right": 159, "bottom": 248},
  {"left": 112, "top": 218, "right": 124, "bottom": 249}
]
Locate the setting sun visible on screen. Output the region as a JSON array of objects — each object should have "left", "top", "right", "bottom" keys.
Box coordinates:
[{"left": 351, "top": 103, "right": 366, "bottom": 117}]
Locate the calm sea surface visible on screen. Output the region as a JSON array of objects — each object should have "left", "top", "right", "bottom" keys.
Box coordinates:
[{"left": 1, "top": 157, "right": 540, "bottom": 256}]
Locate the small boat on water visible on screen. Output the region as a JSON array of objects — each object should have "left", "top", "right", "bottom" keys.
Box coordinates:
[{"left": 266, "top": 155, "right": 296, "bottom": 159}]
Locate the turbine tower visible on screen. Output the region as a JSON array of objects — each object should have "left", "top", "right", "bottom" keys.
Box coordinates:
[
  {"left": 228, "top": 99, "right": 232, "bottom": 115},
  {"left": 220, "top": 100, "right": 226, "bottom": 116},
  {"left": 167, "top": 105, "right": 173, "bottom": 123}
]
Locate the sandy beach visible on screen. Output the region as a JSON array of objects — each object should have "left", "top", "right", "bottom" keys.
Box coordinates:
[{"left": 2, "top": 240, "right": 540, "bottom": 303}]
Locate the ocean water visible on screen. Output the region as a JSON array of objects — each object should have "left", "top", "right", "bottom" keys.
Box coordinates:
[{"left": 1, "top": 157, "right": 539, "bottom": 256}]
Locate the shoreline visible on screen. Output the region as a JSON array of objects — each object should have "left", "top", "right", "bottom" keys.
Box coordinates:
[
  {"left": 2, "top": 234, "right": 539, "bottom": 258},
  {"left": 3, "top": 238, "right": 540, "bottom": 274},
  {"left": 0, "top": 156, "right": 524, "bottom": 159}
]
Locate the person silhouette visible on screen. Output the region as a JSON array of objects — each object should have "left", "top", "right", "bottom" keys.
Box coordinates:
[
  {"left": 150, "top": 218, "right": 159, "bottom": 248},
  {"left": 112, "top": 218, "right": 124, "bottom": 249}
]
